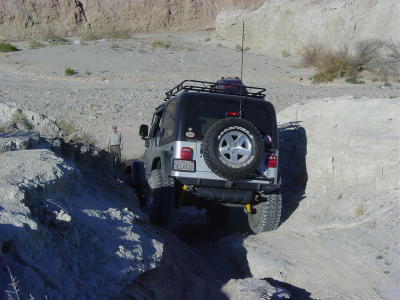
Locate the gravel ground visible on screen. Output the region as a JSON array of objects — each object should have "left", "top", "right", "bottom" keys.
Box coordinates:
[{"left": 0, "top": 31, "right": 399, "bottom": 158}]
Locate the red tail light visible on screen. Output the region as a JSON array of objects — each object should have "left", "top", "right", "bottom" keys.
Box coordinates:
[
  {"left": 181, "top": 147, "right": 193, "bottom": 160},
  {"left": 267, "top": 154, "right": 278, "bottom": 168},
  {"left": 226, "top": 112, "right": 240, "bottom": 117}
]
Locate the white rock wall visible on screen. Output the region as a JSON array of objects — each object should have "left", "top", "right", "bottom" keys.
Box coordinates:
[{"left": 216, "top": 0, "right": 400, "bottom": 57}]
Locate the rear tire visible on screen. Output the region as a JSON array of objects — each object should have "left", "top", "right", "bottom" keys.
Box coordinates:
[
  {"left": 247, "top": 194, "right": 282, "bottom": 233},
  {"left": 146, "top": 169, "right": 175, "bottom": 226}
]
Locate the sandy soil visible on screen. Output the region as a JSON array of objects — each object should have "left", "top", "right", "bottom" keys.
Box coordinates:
[{"left": 0, "top": 32, "right": 399, "bottom": 159}]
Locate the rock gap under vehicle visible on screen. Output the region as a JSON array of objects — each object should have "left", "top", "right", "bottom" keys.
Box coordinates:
[{"left": 133, "top": 79, "right": 281, "bottom": 233}]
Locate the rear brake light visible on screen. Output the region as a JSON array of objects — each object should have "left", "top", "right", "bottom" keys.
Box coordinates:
[
  {"left": 180, "top": 147, "right": 193, "bottom": 160},
  {"left": 226, "top": 112, "right": 240, "bottom": 117},
  {"left": 267, "top": 154, "right": 278, "bottom": 168}
]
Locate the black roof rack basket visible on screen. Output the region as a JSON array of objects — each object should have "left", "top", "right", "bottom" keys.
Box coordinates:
[{"left": 164, "top": 80, "right": 266, "bottom": 100}]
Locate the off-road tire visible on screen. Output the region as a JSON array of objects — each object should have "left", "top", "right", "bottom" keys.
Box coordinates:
[
  {"left": 248, "top": 194, "right": 282, "bottom": 233},
  {"left": 132, "top": 160, "right": 146, "bottom": 207},
  {"left": 202, "top": 118, "right": 264, "bottom": 180},
  {"left": 206, "top": 204, "right": 229, "bottom": 226},
  {"left": 147, "top": 169, "right": 175, "bottom": 226}
]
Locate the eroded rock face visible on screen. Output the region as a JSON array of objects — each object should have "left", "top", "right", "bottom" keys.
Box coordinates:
[
  {"left": 0, "top": 102, "right": 62, "bottom": 137},
  {"left": 231, "top": 97, "right": 400, "bottom": 300},
  {"left": 216, "top": 0, "right": 400, "bottom": 57},
  {"left": 0, "top": 149, "right": 164, "bottom": 299},
  {"left": 0, "top": 0, "right": 264, "bottom": 40}
]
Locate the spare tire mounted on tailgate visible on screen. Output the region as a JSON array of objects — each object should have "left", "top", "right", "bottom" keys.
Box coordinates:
[{"left": 202, "top": 118, "right": 264, "bottom": 180}]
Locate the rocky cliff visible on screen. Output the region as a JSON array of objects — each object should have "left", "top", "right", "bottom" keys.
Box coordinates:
[
  {"left": 216, "top": 0, "right": 400, "bottom": 57},
  {"left": 0, "top": 0, "right": 264, "bottom": 40}
]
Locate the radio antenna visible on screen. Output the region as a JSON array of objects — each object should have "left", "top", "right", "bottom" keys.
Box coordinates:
[
  {"left": 239, "top": 21, "right": 245, "bottom": 117},
  {"left": 240, "top": 21, "right": 245, "bottom": 81}
]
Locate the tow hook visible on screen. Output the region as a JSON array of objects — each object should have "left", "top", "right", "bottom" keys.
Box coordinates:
[
  {"left": 245, "top": 203, "right": 253, "bottom": 214},
  {"left": 178, "top": 185, "right": 189, "bottom": 207}
]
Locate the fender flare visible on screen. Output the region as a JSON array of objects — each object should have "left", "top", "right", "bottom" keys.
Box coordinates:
[{"left": 151, "top": 151, "right": 172, "bottom": 178}]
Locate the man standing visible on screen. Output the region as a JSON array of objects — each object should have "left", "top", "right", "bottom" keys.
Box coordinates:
[{"left": 108, "top": 125, "right": 123, "bottom": 169}]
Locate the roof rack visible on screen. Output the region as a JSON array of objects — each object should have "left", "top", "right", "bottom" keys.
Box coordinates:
[{"left": 164, "top": 79, "right": 266, "bottom": 101}]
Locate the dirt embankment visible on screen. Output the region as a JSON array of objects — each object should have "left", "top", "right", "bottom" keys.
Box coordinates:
[{"left": 0, "top": 0, "right": 264, "bottom": 40}]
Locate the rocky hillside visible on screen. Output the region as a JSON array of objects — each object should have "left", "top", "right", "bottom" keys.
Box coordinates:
[
  {"left": 0, "top": 0, "right": 264, "bottom": 40},
  {"left": 216, "top": 0, "right": 400, "bottom": 57}
]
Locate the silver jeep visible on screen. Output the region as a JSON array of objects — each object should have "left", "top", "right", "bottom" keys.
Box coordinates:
[{"left": 134, "top": 79, "right": 281, "bottom": 233}]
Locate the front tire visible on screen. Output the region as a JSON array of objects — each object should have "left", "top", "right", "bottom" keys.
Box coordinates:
[
  {"left": 146, "top": 169, "right": 175, "bottom": 226},
  {"left": 247, "top": 194, "right": 282, "bottom": 233}
]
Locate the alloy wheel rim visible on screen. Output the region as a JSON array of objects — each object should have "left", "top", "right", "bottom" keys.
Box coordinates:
[{"left": 218, "top": 130, "right": 252, "bottom": 165}]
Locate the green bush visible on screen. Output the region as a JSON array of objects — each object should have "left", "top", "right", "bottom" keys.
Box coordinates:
[
  {"left": 65, "top": 68, "right": 77, "bottom": 76},
  {"left": 0, "top": 43, "right": 18, "bottom": 52},
  {"left": 345, "top": 76, "right": 365, "bottom": 84}
]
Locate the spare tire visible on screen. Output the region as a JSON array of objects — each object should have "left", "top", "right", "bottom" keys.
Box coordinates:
[{"left": 202, "top": 118, "right": 264, "bottom": 180}]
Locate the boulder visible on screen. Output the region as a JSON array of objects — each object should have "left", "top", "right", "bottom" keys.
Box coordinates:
[
  {"left": 223, "top": 278, "right": 291, "bottom": 300},
  {"left": 0, "top": 131, "right": 40, "bottom": 153}
]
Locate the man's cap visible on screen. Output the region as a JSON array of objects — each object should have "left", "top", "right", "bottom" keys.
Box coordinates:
[{"left": 112, "top": 125, "right": 117, "bottom": 129}]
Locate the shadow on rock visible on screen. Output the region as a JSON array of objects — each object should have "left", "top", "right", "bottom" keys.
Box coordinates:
[
  {"left": 278, "top": 121, "right": 308, "bottom": 224},
  {"left": 265, "top": 277, "right": 316, "bottom": 300},
  {"left": 124, "top": 207, "right": 253, "bottom": 300}
]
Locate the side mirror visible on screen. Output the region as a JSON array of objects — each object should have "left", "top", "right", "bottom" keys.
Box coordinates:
[{"left": 139, "top": 124, "right": 148, "bottom": 139}]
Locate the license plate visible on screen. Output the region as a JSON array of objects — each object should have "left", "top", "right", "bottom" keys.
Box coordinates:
[{"left": 173, "top": 159, "right": 195, "bottom": 172}]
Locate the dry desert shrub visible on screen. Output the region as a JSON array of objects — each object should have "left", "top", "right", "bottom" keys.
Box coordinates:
[
  {"left": 80, "top": 30, "right": 131, "bottom": 41},
  {"left": 302, "top": 40, "right": 400, "bottom": 83},
  {"left": 73, "top": 132, "right": 98, "bottom": 145},
  {"left": 355, "top": 205, "right": 366, "bottom": 217},
  {"left": 11, "top": 111, "right": 32, "bottom": 130},
  {"left": 301, "top": 43, "right": 323, "bottom": 67},
  {"left": 150, "top": 40, "right": 174, "bottom": 49},
  {"left": 312, "top": 49, "right": 358, "bottom": 83},
  {"left": 0, "top": 123, "right": 14, "bottom": 133},
  {"left": 57, "top": 119, "right": 77, "bottom": 135},
  {"left": 28, "top": 40, "right": 46, "bottom": 49}
]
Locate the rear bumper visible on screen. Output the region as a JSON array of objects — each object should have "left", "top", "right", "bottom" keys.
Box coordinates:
[{"left": 175, "top": 176, "right": 280, "bottom": 193}]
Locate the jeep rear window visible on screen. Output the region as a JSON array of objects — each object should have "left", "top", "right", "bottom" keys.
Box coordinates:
[{"left": 182, "top": 94, "right": 277, "bottom": 148}]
